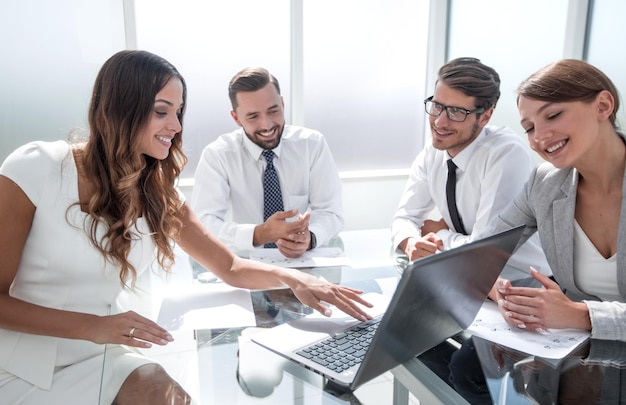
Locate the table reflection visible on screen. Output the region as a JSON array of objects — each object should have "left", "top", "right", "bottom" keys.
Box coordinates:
[
  {"left": 464, "top": 337, "right": 626, "bottom": 404},
  {"left": 194, "top": 270, "right": 402, "bottom": 405}
]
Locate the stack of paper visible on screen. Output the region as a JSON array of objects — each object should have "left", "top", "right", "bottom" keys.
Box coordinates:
[
  {"left": 248, "top": 247, "right": 352, "bottom": 268},
  {"left": 467, "top": 300, "right": 590, "bottom": 359}
]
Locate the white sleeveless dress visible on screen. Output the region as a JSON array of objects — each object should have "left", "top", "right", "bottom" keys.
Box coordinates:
[{"left": 0, "top": 141, "right": 158, "bottom": 404}]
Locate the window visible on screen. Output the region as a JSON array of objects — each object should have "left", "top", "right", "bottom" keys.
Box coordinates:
[
  {"left": 302, "top": 0, "right": 428, "bottom": 171},
  {"left": 0, "top": 0, "right": 125, "bottom": 161},
  {"left": 586, "top": 0, "right": 626, "bottom": 130},
  {"left": 134, "top": 0, "right": 429, "bottom": 177},
  {"left": 448, "top": 0, "right": 569, "bottom": 137}
]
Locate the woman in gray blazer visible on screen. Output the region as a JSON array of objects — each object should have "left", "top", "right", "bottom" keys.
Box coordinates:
[{"left": 483, "top": 59, "right": 626, "bottom": 342}]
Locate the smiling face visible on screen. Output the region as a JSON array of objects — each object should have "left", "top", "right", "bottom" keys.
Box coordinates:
[
  {"left": 230, "top": 83, "right": 285, "bottom": 150},
  {"left": 136, "top": 78, "right": 184, "bottom": 160},
  {"left": 518, "top": 93, "right": 610, "bottom": 168},
  {"left": 429, "top": 83, "right": 493, "bottom": 157}
]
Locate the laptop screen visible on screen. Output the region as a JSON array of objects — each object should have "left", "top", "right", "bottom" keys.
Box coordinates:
[{"left": 354, "top": 225, "right": 524, "bottom": 387}]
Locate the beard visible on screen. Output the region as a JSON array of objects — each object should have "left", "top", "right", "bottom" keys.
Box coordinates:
[
  {"left": 244, "top": 121, "right": 285, "bottom": 150},
  {"left": 431, "top": 119, "right": 481, "bottom": 152}
]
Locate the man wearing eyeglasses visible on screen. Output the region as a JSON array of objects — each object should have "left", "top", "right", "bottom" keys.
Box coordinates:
[{"left": 391, "top": 57, "right": 550, "bottom": 276}]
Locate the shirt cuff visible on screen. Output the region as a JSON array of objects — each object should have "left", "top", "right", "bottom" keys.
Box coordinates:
[
  {"left": 234, "top": 224, "right": 257, "bottom": 252},
  {"left": 436, "top": 229, "right": 454, "bottom": 250},
  {"left": 392, "top": 231, "right": 419, "bottom": 253},
  {"left": 309, "top": 225, "right": 328, "bottom": 248}
]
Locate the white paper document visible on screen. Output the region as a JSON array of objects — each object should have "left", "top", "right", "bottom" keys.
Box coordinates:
[
  {"left": 156, "top": 283, "right": 255, "bottom": 331},
  {"left": 467, "top": 300, "right": 590, "bottom": 359},
  {"left": 248, "top": 247, "right": 352, "bottom": 268}
]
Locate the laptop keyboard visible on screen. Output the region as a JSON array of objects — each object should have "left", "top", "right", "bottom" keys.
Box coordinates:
[{"left": 296, "top": 318, "right": 381, "bottom": 373}]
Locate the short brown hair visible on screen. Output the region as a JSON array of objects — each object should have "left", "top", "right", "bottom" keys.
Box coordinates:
[
  {"left": 437, "top": 57, "right": 501, "bottom": 110},
  {"left": 228, "top": 67, "right": 281, "bottom": 110}
]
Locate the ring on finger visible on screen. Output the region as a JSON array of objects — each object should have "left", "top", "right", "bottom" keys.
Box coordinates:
[{"left": 129, "top": 327, "right": 136, "bottom": 339}]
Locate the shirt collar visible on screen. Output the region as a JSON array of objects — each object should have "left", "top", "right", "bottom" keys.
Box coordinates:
[{"left": 445, "top": 127, "right": 487, "bottom": 171}]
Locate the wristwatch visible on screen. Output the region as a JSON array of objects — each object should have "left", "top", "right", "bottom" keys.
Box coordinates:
[{"left": 308, "top": 231, "right": 317, "bottom": 250}]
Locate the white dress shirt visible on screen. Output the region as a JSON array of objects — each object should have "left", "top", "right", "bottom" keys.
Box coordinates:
[
  {"left": 391, "top": 125, "right": 551, "bottom": 274},
  {"left": 191, "top": 125, "right": 343, "bottom": 254}
]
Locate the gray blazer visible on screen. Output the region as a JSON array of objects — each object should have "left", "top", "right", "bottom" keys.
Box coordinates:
[{"left": 483, "top": 161, "right": 626, "bottom": 341}]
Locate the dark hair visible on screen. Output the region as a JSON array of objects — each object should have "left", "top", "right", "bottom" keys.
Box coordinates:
[
  {"left": 228, "top": 67, "right": 281, "bottom": 110},
  {"left": 437, "top": 57, "right": 501, "bottom": 110},
  {"left": 82, "top": 49, "right": 188, "bottom": 288},
  {"left": 517, "top": 59, "right": 620, "bottom": 128}
]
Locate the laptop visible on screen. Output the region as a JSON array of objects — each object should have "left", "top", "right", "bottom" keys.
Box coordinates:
[{"left": 251, "top": 225, "right": 525, "bottom": 391}]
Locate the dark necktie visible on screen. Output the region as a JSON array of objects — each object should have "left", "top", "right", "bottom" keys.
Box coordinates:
[
  {"left": 446, "top": 159, "right": 467, "bottom": 235},
  {"left": 262, "top": 150, "right": 284, "bottom": 248}
]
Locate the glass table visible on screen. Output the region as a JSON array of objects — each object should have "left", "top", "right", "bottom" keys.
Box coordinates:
[
  {"left": 193, "top": 265, "right": 432, "bottom": 405},
  {"left": 101, "top": 229, "right": 626, "bottom": 404},
  {"left": 466, "top": 336, "right": 626, "bottom": 404}
]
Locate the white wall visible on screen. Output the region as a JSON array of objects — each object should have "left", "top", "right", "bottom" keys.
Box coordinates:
[{"left": 340, "top": 173, "right": 408, "bottom": 231}]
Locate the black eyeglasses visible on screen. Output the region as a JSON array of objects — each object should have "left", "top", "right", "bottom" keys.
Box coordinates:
[{"left": 423, "top": 96, "right": 485, "bottom": 122}]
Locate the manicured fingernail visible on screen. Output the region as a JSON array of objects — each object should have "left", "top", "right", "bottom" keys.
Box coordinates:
[
  {"left": 517, "top": 323, "right": 526, "bottom": 329},
  {"left": 324, "top": 309, "right": 332, "bottom": 317},
  {"left": 536, "top": 328, "right": 548, "bottom": 335},
  {"left": 498, "top": 299, "right": 506, "bottom": 306}
]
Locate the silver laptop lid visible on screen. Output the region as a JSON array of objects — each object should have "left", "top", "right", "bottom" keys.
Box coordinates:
[{"left": 352, "top": 225, "right": 525, "bottom": 388}]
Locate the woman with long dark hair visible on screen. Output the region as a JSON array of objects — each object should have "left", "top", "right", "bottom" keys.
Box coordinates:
[{"left": 0, "top": 50, "right": 371, "bottom": 404}]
